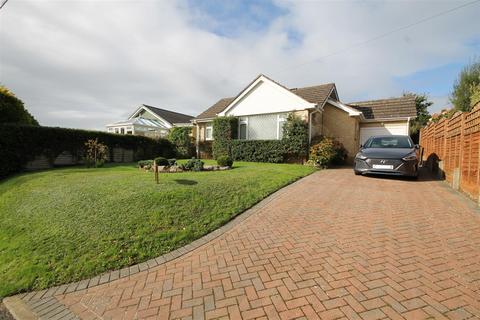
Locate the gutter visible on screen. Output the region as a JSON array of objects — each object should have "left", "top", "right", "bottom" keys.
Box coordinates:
[{"left": 360, "top": 116, "right": 416, "bottom": 123}]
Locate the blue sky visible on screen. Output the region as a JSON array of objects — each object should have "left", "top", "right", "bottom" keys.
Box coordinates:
[
  {"left": 186, "top": 0, "right": 288, "bottom": 37},
  {"left": 1, "top": 0, "right": 479, "bottom": 128}
]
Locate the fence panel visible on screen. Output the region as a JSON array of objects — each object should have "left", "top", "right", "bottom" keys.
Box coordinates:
[{"left": 420, "top": 102, "right": 480, "bottom": 200}]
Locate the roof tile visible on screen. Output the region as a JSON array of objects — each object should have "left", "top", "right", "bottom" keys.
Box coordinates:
[
  {"left": 143, "top": 105, "right": 194, "bottom": 124},
  {"left": 348, "top": 97, "right": 416, "bottom": 120}
]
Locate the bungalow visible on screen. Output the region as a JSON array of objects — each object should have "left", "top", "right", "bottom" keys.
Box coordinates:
[
  {"left": 106, "top": 104, "right": 194, "bottom": 138},
  {"left": 193, "top": 74, "right": 416, "bottom": 162}
]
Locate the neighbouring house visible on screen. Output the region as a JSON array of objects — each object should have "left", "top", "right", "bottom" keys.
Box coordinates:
[
  {"left": 106, "top": 104, "right": 194, "bottom": 138},
  {"left": 193, "top": 74, "right": 416, "bottom": 162}
]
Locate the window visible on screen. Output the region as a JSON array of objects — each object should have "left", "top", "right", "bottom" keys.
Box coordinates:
[
  {"left": 120, "top": 128, "right": 125, "bottom": 134},
  {"left": 115, "top": 128, "right": 119, "bottom": 134},
  {"left": 239, "top": 118, "right": 248, "bottom": 140},
  {"left": 277, "top": 114, "right": 287, "bottom": 139},
  {"left": 236, "top": 113, "right": 288, "bottom": 140},
  {"left": 126, "top": 130, "right": 133, "bottom": 135},
  {"left": 364, "top": 136, "right": 413, "bottom": 149},
  {"left": 239, "top": 123, "right": 247, "bottom": 139},
  {"left": 205, "top": 124, "right": 213, "bottom": 140}
]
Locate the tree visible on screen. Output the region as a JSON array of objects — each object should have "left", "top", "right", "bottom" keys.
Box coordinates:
[
  {"left": 84, "top": 138, "right": 108, "bottom": 168},
  {"left": 403, "top": 93, "right": 432, "bottom": 143},
  {"left": 167, "top": 127, "right": 194, "bottom": 158},
  {"left": 0, "top": 85, "right": 39, "bottom": 125},
  {"left": 470, "top": 83, "right": 480, "bottom": 108},
  {"left": 450, "top": 59, "right": 480, "bottom": 112}
]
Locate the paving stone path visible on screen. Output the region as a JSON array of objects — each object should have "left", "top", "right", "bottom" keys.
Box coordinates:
[{"left": 4, "top": 168, "right": 480, "bottom": 319}]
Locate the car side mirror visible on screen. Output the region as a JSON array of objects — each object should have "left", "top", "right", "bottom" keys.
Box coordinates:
[
  {"left": 414, "top": 144, "right": 420, "bottom": 149},
  {"left": 359, "top": 144, "right": 363, "bottom": 148}
]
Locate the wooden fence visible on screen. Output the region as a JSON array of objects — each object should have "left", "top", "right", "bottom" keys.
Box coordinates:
[{"left": 420, "top": 102, "right": 480, "bottom": 200}]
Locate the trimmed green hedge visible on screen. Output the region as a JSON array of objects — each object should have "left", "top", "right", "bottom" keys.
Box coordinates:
[
  {"left": 212, "top": 116, "right": 238, "bottom": 159},
  {"left": 0, "top": 124, "right": 174, "bottom": 179},
  {"left": 230, "top": 140, "right": 286, "bottom": 163},
  {"left": 282, "top": 113, "right": 309, "bottom": 158}
]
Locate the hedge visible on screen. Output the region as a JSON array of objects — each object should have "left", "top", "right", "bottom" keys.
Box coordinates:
[
  {"left": 282, "top": 113, "right": 309, "bottom": 158},
  {"left": 230, "top": 140, "right": 286, "bottom": 163},
  {"left": 0, "top": 124, "right": 175, "bottom": 179},
  {"left": 212, "top": 116, "right": 238, "bottom": 159}
]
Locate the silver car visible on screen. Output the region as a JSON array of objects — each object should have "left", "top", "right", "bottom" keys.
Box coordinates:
[{"left": 354, "top": 135, "right": 419, "bottom": 178}]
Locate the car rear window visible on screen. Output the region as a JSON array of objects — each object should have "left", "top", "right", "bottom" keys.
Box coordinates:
[{"left": 365, "top": 136, "right": 412, "bottom": 148}]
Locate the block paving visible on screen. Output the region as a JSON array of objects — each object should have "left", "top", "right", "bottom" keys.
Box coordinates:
[{"left": 7, "top": 169, "right": 480, "bottom": 319}]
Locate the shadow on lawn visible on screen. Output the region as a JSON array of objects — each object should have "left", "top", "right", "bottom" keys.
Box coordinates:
[{"left": 174, "top": 179, "right": 198, "bottom": 185}]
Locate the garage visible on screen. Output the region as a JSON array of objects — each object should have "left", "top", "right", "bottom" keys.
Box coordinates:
[
  {"left": 349, "top": 97, "right": 416, "bottom": 147},
  {"left": 359, "top": 121, "right": 409, "bottom": 145}
]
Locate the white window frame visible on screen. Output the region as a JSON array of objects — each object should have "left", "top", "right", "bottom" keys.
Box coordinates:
[
  {"left": 277, "top": 114, "right": 287, "bottom": 140},
  {"left": 205, "top": 124, "right": 213, "bottom": 141},
  {"left": 238, "top": 117, "right": 248, "bottom": 140}
]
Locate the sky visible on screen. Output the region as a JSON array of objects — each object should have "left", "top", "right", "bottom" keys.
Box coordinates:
[{"left": 0, "top": 0, "right": 479, "bottom": 130}]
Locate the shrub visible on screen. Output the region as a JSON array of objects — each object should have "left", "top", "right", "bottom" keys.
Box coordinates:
[
  {"left": 184, "top": 158, "right": 204, "bottom": 171},
  {"left": 0, "top": 124, "right": 175, "bottom": 179},
  {"left": 138, "top": 160, "right": 153, "bottom": 169},
  {"left": 167, "top": 158, "right": 177, "bottom": 166},
  {"left": 308, "top": 136, "right": 347, "bottom": 168},
  {"left": 282, "top": 113, "right": 309, "bottom": 158},
  {"left": 212, "top": 116, "right": 238, "bottom": 159},
  {"left": 84, "top": 139, "right": 108, "bottom": 168},
  {"left": 231, "top": 140, "right": 285, "bottom": 163},
  {"left": 154, "top": 157, "right": 169, "bottom": 166},
  {"left": 216, "top": 156, "right": 233, "bottom": 167},
  {"left": 168, "top": 127, "right": 194, "bottom": 158}
]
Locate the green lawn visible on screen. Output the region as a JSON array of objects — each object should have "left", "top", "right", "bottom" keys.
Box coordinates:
[{"left": 0, "top": 161, "right": 315, "bottom": 297}]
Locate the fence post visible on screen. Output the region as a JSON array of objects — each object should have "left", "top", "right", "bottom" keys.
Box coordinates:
[{"left": 451, "top": 114, "right": 465, "bottom": 190}]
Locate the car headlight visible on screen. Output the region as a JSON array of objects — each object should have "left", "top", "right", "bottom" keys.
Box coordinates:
[
  {"left": 355, "top": 153, "right": 367, "bottom": 160},
  {"left": 402, "top": 153, "right": 417, "bottom": 161}
]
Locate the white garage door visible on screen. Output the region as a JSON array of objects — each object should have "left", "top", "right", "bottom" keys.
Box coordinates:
[{"left": 360, "top": 123, "right": 408, "bottom": 145}]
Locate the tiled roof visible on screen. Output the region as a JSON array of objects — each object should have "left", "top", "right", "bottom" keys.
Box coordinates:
[
  {"left": 290, "top": 83, "right": 336, "bottom": 105},
  {"left": 195, "top": 97, "right": 235, "bottom": 120},
  {"left": 348, "top": 97, "right": 417, "bottom": 120},
  {"left": 195, "top": 82, "right": 336, "bottom": 120},
  {"left": 143, "top": 105, "right": 194, "bottom": 124}
]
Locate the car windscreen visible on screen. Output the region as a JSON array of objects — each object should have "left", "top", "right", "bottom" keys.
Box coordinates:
[{"left": 364, "top": 136, "right": 412, "bottom": 148}]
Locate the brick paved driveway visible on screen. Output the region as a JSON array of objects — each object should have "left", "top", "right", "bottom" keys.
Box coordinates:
[{"left": 33, "top": 169, "right": 480, "bottom": 319}]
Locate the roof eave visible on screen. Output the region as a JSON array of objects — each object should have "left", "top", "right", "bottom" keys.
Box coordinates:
[
  {"left": 360, "top": 116, "right": 416, "bottom": 123},
  {"left": 326, "top": 99, "right": 363, "bottom": 117}
]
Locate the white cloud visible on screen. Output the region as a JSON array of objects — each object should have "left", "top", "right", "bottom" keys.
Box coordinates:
[{"left": 0, "top": 0, "right": 478, "bottom": 129}]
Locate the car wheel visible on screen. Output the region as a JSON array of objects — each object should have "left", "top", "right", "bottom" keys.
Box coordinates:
[{"left": 354, "top": 170, "right": 362, "bottom": 176}]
